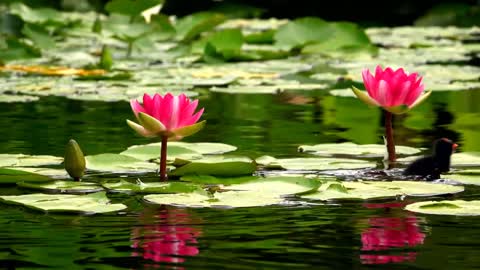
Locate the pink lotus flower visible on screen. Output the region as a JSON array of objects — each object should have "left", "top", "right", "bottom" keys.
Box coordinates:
[
  {"left": 127, "top": 93, "right": 205, "bottom": 140},
  {"left": 352, "top": 65, "right": 431, "bottom": 114}
]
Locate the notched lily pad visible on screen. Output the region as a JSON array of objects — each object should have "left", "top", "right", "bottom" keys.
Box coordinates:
[
  {"left": 18, "top": 180, "right": 104, "bottom": 194},
  {"left": 405, "top": 200, "right": 480, "bottom": 216},
  {"left": 102, "top": 179, "right": 202, "bottom": 194},
  {"left": 171, "top": 156, "right": 256, "bottom": 176},
  {"left": 256, "top": 156, "right": 375, "bottom": 171},
  {"left": 85, "top": 153, "right": 158, "bottom": 173},
  {"left": 298, "top": 142, "right": 421, "bottom": 157},
  {"left": 0, "top": 192, "right": 126, "bottom": 214},
  {"left": 302, "top": 180, "right": 464, "bottom": 201}
]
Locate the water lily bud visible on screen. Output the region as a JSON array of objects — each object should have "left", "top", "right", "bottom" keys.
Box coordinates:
[{"left": 64, "top": 139, "right": 86, "bottom": 181}]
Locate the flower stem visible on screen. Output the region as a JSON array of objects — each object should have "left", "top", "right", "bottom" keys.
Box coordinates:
[
  {"left": 160, "top": 135, "right": 168, "bottom": 181},
  {"left": 385, "top": 110, "right": 396, "bottom": 165}
]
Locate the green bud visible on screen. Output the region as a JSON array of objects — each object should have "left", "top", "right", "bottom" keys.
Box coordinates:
[{"left": 64, "top": 139, "right": 86, "bottom": 181}]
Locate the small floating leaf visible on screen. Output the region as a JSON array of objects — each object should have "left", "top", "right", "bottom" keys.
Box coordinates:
[
  {"left": 18, "top": 180, "right": 103, "bottom": 194},
  {"left": 85, "top": 154, "right": 157, "bottom": 173},
  {"left": 257, "top": 156, "right": 375, "bottom": 171},
  {"left": 443, "top": 174, "right": 480, "bottom": 185},
  {"left": 298, "top": 142, "right": 421, "bottom": 157},
  {"left": 102, "top": 179, "right": 202, "bottom": 194},
  {"left": 224, "top": 176, "right": 321, "bottom": 196},
  {"left": 451, "top": 152, "right": 480, "bottom": 167},
  {"left": 170, "top": 156, "right": 256, "bottom": 176},
  {"left": 0, "top": 192, "right": 126, "bottom": 214},
  {"left": 121, "top": 144, "right": 202, "bottom": 162},
  {"left": 405, "top": 200, "right": 480, "bottom": 216},
  {"left": 0, "top": 168, "right": 52, "bottom": 184}
]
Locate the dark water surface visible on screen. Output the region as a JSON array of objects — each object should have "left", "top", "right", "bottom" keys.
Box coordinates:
[{"left": 2, "top": 89, "right": 480, "bottom": 269}]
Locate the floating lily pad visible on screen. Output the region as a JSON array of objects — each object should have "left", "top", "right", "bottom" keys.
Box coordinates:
[
  {"left": 0, "top": 168, "right": 52, "bottom": 184},
  {"left": 256, "top": 156, "right": 375, "bottom": 171},
  {"left": 451, "top": 152, "right": 480, "bottom": 167},
  {"left": 6, "top": 167, "right": 69, "bottom": 178},
  {"left": 145, "top": 176, "right": 321, "bottom": 207},
  {"left": 0, "top": 154, "right": 63, "bottom": 167},
  {"left": 405, "top": 200, "right": 480, "bottom": 216},
  {"left": 210, "top": 83, "right": 327, "bottom": 94},
  {"left": 180, "top": 175, "right": 259, "bottom": 184},
  {"left": 443, "top": 174, "right": 480, "bottom": 185},
  {"left": 171, "top": 156, "right": 256, "bottom": 176},
  {"left": 302, "top": 180, "right": 463, "bottom": 201},
  {"left": 0, "top": 192, "right": 126, "bottom": 214},
  {"left": 298, "top": 142, "right": 421, "bottom": 157},
  {"left": 0, "top": 94, "right": 40, "bottom": 103},
  {"left": 102, "top": 179, "right": 202, "bottom": 194},
  {"left": 85, "top": 154, "right": 158, "bottom": 173},
  {"left": 224, "top": 176, "right": 321, "bottom": 196},
  {"left": 169, "top": 142, "right": 238, "bottom": 155},
  {"left": 120, "top": 145, "right": 203, "bottom": 162},
  {"left": 18, "top": 180, "right": 104, "bottom": 194}
]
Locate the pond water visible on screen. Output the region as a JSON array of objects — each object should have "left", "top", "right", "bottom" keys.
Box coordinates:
[{"left": 2, "top": 89, "right": 480, "bottom": 269}]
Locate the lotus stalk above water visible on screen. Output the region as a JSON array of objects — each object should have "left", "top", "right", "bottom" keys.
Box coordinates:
[
  {"left": 352, "top": 65, "right": 431, "bottom": 165},
  {"left": 127, "top": 93, "right": 205, "bottom": 181}
]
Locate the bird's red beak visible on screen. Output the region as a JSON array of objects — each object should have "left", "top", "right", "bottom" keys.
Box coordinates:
[{"left": 453, "top": 143, "right": 458, "bottom": 151}]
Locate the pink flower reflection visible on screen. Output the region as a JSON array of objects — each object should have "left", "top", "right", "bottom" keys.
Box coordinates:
[
  {"left": 132, "top": 208, "right": 202, "bottom": 265},
  {"left": 360, "top": 202, "right": 426, "bottom": 265}
]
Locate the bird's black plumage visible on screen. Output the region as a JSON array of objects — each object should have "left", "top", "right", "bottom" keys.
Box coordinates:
[{"left": 403, "top": 138, "right": 457, "bottom": 179}]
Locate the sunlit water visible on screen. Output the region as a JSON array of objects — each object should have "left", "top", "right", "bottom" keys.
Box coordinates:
[{"left": 2, "top": 89, "right": 480, "bottom": 269}]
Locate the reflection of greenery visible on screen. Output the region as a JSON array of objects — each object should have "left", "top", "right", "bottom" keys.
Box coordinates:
[
  {"left": 448, "top": 90, "right": 480, "bottom": 151},
  {"left": 321, "top": 95, "right": 380, "bottom": 144}
]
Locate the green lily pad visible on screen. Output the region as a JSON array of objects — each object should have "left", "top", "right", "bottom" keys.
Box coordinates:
[
  {"left": 145, "top": 176, "right": 321, "bottom": 208},
  {"left": 443, "top": 174, "right": 480, "bottom": 185},
  {"left": 171, "top": 156, "right": 256, "bottom": 176},
  {"left": 6, "top": 167, "right": 68, "bottom": 178},
  {"left": 85, "top": 154, "right": 158, "bottom": 173},
  {"left": 0, "top": 154, "right": 63, "bottom": 167},
  {"left": 405, "top": 200, "right": 480, "bottom": 216},
  {"left": 0, "top": 192, "right": 126, "bottom": 214},
  {"left": 224, "top": 176, "right": 321, "bottom": 196},
  {"left": 298, "top": 142, "right": 421, "bottom": 157},
  {"left": 169, "top": 142, "right": 238, "bottom": 155},
  {"left": 302, "top": 180, "right": 463, "bottom": 201},
  {"left": 180, "top": 175, "right": 259, "bottom": 185},
  {"left": 18, "top": 181, "right": 104, "bottom": 194},
  {"left": 0, "top": 94, "right": 40, "bottom": 103},
  {"left": 120, "top": 144, "right": 203, "bottom": 161},
  {"left": 210, "top": 84, "right": 327, "bottom": 94},
  {"left": 256, "top": 156, "right": 375, "bottom": 171},
  {"left": 102, "top": 179, "right": 202, "bottom": 194},
  {"left": 451, "top": 152, "right": 480, "bottom": 167},
  {"left": 0, "top": 168, "right": 52, "bottom": 184}
]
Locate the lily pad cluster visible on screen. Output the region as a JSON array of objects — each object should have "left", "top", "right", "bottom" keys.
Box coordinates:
[
  {"left": 2, "top": 141, "right": 480, "bottom": 214},
  {"left": 0, "top": 3, "right": 479, "bottom": 103}
]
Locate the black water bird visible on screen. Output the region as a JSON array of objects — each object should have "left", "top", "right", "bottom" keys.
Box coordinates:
[{"left": 403, "top": 138, "right": 458, "bottom": 179}]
